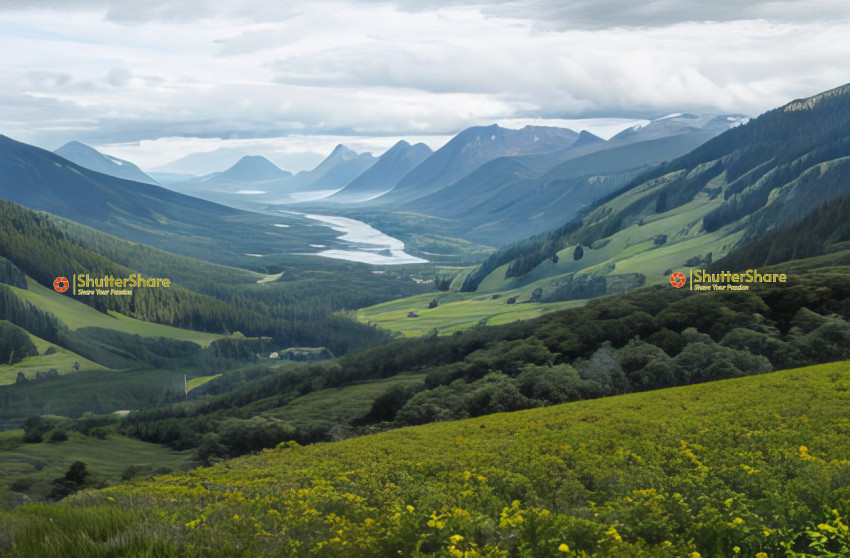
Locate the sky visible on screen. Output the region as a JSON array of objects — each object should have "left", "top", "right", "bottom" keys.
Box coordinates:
[{"left": 1, "top": 0, "right": 849, "bottom": 173}]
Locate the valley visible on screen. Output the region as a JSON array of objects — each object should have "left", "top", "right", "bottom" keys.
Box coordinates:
[{"left": 2, "top": 69, "right": 850, "bottom": 556}]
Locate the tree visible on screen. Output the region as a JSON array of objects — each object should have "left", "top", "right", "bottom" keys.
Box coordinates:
[
  {"left": 22, "top": 416, "right": 51, "bottom": 443},
  {"left": 573, "top": 245, "right": 584, "bottom": 261}
]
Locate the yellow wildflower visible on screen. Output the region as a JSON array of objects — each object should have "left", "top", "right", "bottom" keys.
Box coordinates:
[{"left": 558, "top": 543, "right": 570, "bottom": 552}]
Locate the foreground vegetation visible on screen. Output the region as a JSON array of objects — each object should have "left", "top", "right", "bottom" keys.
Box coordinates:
[
  {"left": 0, "top": 426, "right": 194, "bottom": 511},
  {"left": 3, "top": 360, "right": 850, "bottom": 556}
]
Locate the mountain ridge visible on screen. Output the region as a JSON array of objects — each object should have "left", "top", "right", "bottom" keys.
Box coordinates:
[{"left": 54, "top": 141, "right": 158, "bottom": 185}]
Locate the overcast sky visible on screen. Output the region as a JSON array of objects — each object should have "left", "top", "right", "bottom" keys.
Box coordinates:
[{"left": 1, "top": 0, "right": 849, "bottom": 173}]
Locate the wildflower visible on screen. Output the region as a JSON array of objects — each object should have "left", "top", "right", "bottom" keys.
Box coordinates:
[
  {"left": 733, "top": 547, "right": 740, "bottom": 554},
  {"left": 558, "top": 543, "right": 570, "bottom": 552},
  {"left": 733, "top": 517, "right": 745, "bottom": 525},
  {"left": 606, "top": 526, "right": 623, "bottom": 542}
]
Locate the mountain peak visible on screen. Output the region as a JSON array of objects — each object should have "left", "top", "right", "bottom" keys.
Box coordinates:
[
  {"left": 220, "top": 155, "right": 290, "bottom": 181},
  {"left": 572, "top": 130, "right": 605, "bottom": 148}
]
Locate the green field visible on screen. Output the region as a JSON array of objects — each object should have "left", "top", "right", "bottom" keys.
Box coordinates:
[
  {"left": 356, "top": 292, "right": 584, "bottom": 336},
  {"left": 0, "top": 429, "right": 195, "bottom": 511},
  {"left": 10, "top": 279, "right": 226, "bottom": 346},
  {"left": 4, "top": 360, "right": 850, "bottom": 556},
  {"left": 186, "top": 374, "right": 222, "bottom": 392}
]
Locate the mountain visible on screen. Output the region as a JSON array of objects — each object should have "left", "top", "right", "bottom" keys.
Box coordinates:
[
  {"left": 461, "top": 82, "right": 850, "bottom": 295},
  {"left": 281, "top": 145, "right": 377, "bottom": 193},
  {"left": 609, "top": 112, "right": 748, "bottom": 144},
  {"left": 384, "top": 119, "right": 738, "bottom": 245},
  {"left": 54, "top": 141, "right": 158, "bottom": 185},
  {"left": 0, "top": 134, "right": 340, "bottom": 264},
  {"left": 217, "top": 155, "right": 291, "bottom": 182},
  {"left": 326, "top": 141, "right": 433, "bottom": 203},
  {"left": 371, "top": 125, "right": 580, "bottom": 206}
]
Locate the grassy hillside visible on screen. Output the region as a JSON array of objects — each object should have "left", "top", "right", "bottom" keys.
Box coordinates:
[
  {"left": 4, "top": 360, "right": 850, "bottom": 556},
  {"left": 356, "top": 291, "right": 583, "bottom": 336},
  {"left": 10, "top": 279, "right": 225, "bottom": 346},
  {"left": 0, "top": 429, "right": 195, "bottom": 511},
  {"left": 0, "top": 324, "right": 103, "bottom": 386}
]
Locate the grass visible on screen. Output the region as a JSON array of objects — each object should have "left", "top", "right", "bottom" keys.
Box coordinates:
[
  {"left": 10, "top": 279, "right": 226, "bottom": 347},
  {"left": 186, "top": 374, "right": 222, "bottom": 392},
  {"left": 356, "top": 292, "right": 583, "bottom": 337},
  {"left": 0, "top": 430, "right": 195, "bottom": 511},
  {"left": 4, "top": 360, "right": 850, "bottom": 555}
]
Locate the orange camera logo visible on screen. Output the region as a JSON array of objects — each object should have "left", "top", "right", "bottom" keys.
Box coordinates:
[
  {"left": 669, "top": 272, "right": 686, "bottom": 288},
  {"left": 53, "top": 276, "right": 70, "bottom": 293}
]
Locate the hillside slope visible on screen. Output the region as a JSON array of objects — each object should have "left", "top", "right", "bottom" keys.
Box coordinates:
[
  {"left": 462, "top": 82, "right": 850, "bottom": 294},
  {"left": 6, "top": 360, "right": 850, "bottom": 556},
  {"left": 54, "top": 141, "right": 158, "bottom": 185}
]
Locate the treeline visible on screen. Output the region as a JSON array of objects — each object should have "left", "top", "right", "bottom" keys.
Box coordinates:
[
  {"left": 0, "top": 321, "right": 37, "bottom": 365},
  {"left": 116, "top": 265, "right": 850, "bottom": 462}
]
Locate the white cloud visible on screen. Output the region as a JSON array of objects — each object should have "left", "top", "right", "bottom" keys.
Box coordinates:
[{"left": 0, "top": 1, "right": 848, "bottom": 167}]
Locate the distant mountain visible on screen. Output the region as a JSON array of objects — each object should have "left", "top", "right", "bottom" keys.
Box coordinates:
[
  {"left": 372, "top": 125, "right": 580, "bottom": 206},
  {"left": 153, "top": 147, "right": 246, "bottom": 176},
  {"left": 280, "top": 145, "right": 377, "bottom": 193},
  {"left": 461, "top": 82, "right": 850, "bottom": 295},
  {"left": 327, "top": 141, "right": 433, "bottom": 203},
  {"left": 391, "top": 117, "right": 737, "bottom": 245},
  {"left": 54, "top": 141, "right": 158, "bottom": 185},
  {"left": 218, "top": 156, "right": 291, "bottom": 182},
  {"left": 414, "top": 132, "right": 719, "bottom": 244},
  {"left": 609, "top": 113, "right": 749, "bottom": 144}
]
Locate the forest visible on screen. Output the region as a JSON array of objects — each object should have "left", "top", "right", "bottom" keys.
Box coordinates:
[{"left": 101, "top": 258, "right": 850, "bottom": 463}]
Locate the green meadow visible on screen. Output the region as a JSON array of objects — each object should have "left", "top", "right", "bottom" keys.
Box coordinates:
[
  {"left": 356, "top": 292, "right": 583, "bottom": 337},
  {"left": 4, "top": 360, "right": 850, "bottom": 555},
  {"left": 0, "top": 429, "right": 194, "bottom": 511}
]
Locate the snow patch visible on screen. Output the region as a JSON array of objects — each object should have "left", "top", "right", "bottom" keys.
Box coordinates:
[{"left": 655, "top": 113, "right": 683, "bottom": 121}]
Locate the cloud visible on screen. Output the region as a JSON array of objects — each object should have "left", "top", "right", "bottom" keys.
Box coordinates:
[{"left": 0, "top": 1, "right": 848, "bottom": 169}]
